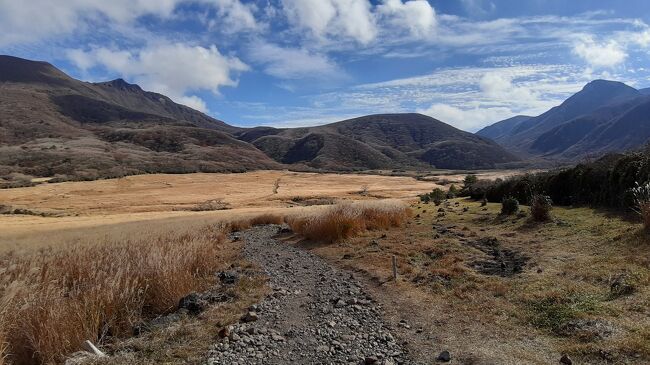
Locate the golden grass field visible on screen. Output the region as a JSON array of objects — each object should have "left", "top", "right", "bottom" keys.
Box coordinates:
[{"left": 0, "top": 170, "right": 506, "bottom": 249}]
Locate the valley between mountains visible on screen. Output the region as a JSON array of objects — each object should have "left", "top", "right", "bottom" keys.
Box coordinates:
[{"left": 1, "top": 54, "right": 650, "bottom": 365}]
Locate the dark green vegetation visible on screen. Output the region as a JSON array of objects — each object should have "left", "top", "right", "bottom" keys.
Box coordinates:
[
  {"left": 464, "top": 151, "right": 650, "bottom": 210},
  {"left": 478, "top": 80, "right": 650, "bottom": 160},
  {"left": 500, "top": 196, "right": 519, "bottom": 215},
  {"left": 0, "top": 55, "right": 519, "bottom": 185}
]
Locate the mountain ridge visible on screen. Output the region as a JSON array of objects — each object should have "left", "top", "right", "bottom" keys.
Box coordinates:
[
  {"left": 478, "top": 79, "right": 650, "bottom": 159},
  {"left": 0, "top": 55, "right": 519, "bottom": 182}
]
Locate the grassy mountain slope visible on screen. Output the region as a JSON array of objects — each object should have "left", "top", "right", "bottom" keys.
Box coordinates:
[
  {"left": 239, "top": 113, "right": 518, "bottom": 170},
  {"left": 0, "top": 55, "right": 280, "bottom": 180}
]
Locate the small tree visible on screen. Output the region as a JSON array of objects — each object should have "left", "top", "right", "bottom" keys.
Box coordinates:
[
  {"left": 501, "top": 196, "right": 519, "bottom": 215},
  {"left": 463, "top": 174, "right": 478, "bottom": 187},
  {"left": 430, "top": 188, "right": 446, "bottom": 205},
  {"left": 447, "top": 184, "right": 459, "bottom": 199},
  {"left": 530, "top": 194, "right": 552, "bottom": 222}
]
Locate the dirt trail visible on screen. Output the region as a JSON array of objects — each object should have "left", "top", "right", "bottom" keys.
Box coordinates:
[{"left": 206, "top": 225, "right": 415, "bottom": 365}]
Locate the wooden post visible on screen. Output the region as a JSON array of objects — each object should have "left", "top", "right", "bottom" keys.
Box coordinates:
[
  {"left": 83, "top": 340, "right": 106, "bottom": 357},
  {"left": 392, "top": 255, "right": 398, "bottom": 281}
]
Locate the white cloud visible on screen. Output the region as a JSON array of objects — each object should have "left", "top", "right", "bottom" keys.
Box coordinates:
[
  {"left": 418, "top": 103, "right": 513, "bottom": 131},
  {"left": 572, "top": 35, "right": 627, "bottom": 68},
  {"left": 460, "top": 0, "right": 496, "bottom": 18},
  {"left": 479, "top": 72, "right": 536, "bottom": 103},
  {"left": 377, "top": 0, "right": 436, "bottom": 38},
  {"left": 67, "top": 43, "right": 249, "bottom": 112},
  {"left": 0, "top": 0, "right": 259, "bottom": 46},
  {"left": 313, "top": 64, "right": 593, "bottom": 131},
  {"left": 0, "top": 0, "right": 180, "bottom": 46},
  {"left": 281, "top": 0, "right": 377, "bottom": 44},
  {"left": 203, "top": 0, "right": 260, "bottom": 33},
  {"left": 178, "top": 95, "right": 209, "bottom": 112},
  {"left": 248, "top": 42, "right": 343, "bottom": 80}
]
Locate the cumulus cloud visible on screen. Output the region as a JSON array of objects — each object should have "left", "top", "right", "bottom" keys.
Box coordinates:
[
  {"left": 377, "top": 0, "right": 436, "bottom": 38},
  {"left": 67, "top": 43, "right": 249, "bottom": 112},
  {"left": 573, "top": 35, "right": 627, "bottom": 68},
  {"left": 0, "top": 0, "right": 259, "bottom": 46},
  {"left": 203, "top": 0, "right": 260, "bottom": 33},
  {"left": 280, "top": 0, "right": 377, "bottom": 44},
  {"left": 418, "top": 103, "right": 513, "bottom": 131},
  {"left": 248, "top": 43, "right": 344, "bottom": 80},
  {"left": 479, "top": 72, "right": 536, "bottom": 103}
]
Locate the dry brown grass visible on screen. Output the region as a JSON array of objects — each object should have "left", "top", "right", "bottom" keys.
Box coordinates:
[
  {"left": 0, "top": 224, "right": 233, "bottom": 365},
  {"left": 286, "top": 200, "right": 411, "bottom": 243}
]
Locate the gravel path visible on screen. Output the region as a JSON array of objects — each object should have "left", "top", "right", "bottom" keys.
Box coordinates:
[{"left": 206, "top": 225, "right": 415, "bottom": 365}]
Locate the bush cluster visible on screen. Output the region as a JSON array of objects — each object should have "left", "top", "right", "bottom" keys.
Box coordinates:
[
  {"left": 501, "top": 197, "right": 519, "bottom": 215},
  {"left": 465, "top": 152, "right": 650, "bottom": 210},
  {"left": 530, "top": 194, "right": 553, "bottom": 221},
  {"left": 419, "top": 188, "right": 446, "bottom": 205}
]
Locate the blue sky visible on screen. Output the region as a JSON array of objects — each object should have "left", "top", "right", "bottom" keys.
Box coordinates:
[{"left": 1, "top": 0, "right": 650, "bottom": 131}]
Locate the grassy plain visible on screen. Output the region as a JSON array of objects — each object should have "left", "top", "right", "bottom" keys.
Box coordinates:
[{"left": 0, "top": 169, "right": 499, "bottom": 248}]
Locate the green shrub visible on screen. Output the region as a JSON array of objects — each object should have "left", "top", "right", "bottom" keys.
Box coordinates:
[
  {"left": 530, "top": 194, "right": 553, "bottom": 221},
  {"left": 501, "top": 197, "right": 519, "bottom": 215},
  {"left": 527, "top": 293, "right": 600, "bottom": 334},
  {"left": 430, "top": 188, "right": 446, "bottom": 205},
  {"left": 447, "top": 184, "right": 458, "bottom": 199},
  {"left": 463, "top": 174, "right": 478, "bottom": 187}
]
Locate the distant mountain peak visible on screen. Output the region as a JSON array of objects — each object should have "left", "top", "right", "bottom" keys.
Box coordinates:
[
  {"left": 582, "top": 79, "right": 636, "bottom": 93},
  {"left": 94, "top": 78, "right": 143, "bottom": 92}
]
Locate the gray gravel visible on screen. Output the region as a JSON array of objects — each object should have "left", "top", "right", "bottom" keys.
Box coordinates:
[{"left": 205, "top": 225, "right": 416, "bottom": 365}]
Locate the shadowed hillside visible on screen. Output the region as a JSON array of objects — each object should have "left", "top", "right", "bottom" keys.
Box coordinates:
[
  {"left": 478, "top": 80, "right": 650, "bottom": 160},
  {"left": 238, "top": 113, "right": 518, "bottom": 170}
]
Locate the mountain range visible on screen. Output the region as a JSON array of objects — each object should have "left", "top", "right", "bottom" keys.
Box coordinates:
[
  {"left": 4, "top": 54, "right": 650, "bottom": 182},
  {"left": 0, "top": 55, "right": 516, "bottom": 180},
  {"left": 478, "top": 80, "right": 650, "bottom": 160}
]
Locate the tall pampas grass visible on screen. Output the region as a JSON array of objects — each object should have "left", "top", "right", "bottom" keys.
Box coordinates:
[
  {"left": 286, "top": 200, "right": 411, "bottom": 242},
  {"left": 0, "top": 225, "right": 228, "bottom": 365}
]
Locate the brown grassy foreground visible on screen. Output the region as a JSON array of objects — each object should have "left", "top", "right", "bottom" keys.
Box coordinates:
[
  {"left": 0, "top": 199, "right": 409, "bottom": 365},
  {"left": 0, "top": 220, "right": 268, "bottom": 365}
]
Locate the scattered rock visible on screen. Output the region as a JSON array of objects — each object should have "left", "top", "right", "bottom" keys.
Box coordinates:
[
  {"left": 469, "top": 237, "right": 529, "bottom": 277},
  {"left": 218, "top": 271, "right": 239, "bottom": 285},
  {"left": 436, "top": 350, "right": 451, "bottom": 362},
  {"left": 178, "top": 293, "right": 206, "bottom": 314},
  {"left": 241, "top": 311, "right": 258, "bottom": 323},
  {"left": 365, "top": 356, "right": 379, "bottom": 364},
  {"left": 560, "top": 354, "right": 572, "bottom": 364}
]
